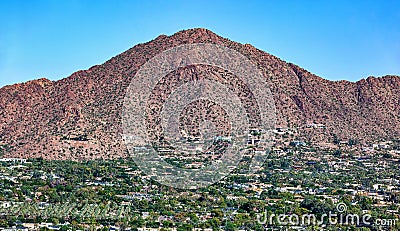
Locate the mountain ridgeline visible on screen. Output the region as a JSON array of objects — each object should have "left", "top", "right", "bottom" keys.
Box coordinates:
[{"left": 1, "top": 28, "right": 399, "bottom": 159}]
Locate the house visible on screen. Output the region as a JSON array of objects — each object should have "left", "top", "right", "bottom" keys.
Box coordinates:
[
  {"left": 185, "top": 162, "right": 203, "bottom": 168},
  {"left": 290, "top": 141, "right": 306, "bottom": 147},
  {"left": 214, "top": 136, "right": 232, "bottom": 143},
  {"left": 273, "top": 148, "right": 285, "bottom": 156},
  {"left": 0, "top": 201, "right": 12, "bottom": 208},
  {"left": 306, "top": 123, "right": 326, "bottom": 129},
  {"left": 0, "top": 158, "right": 27, "bottom": 164},
  {"left": 253, "top": 147, "right": 266, "bottom": 155},
  {"left": 372, "top": 142, "right": 391, "bottom": 149}
]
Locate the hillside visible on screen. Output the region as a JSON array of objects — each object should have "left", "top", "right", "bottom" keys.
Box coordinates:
[{"left": 1, "top": 28, "right": 399, "bottom": 159}]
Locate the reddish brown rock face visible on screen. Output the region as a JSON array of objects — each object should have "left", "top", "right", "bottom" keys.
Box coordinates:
[
  {"left": 0, "top": 28, "right": 399, "bottom": 160},
  {"left": 178, "top": 99, "right": 231, "bottom": 139}
]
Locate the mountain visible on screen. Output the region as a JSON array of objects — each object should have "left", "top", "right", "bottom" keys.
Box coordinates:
[{"left": 1, "top": 28, "right": 399, "bottom": 160}]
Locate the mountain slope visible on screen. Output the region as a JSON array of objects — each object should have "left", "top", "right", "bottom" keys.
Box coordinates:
[{"left": 1, "top": 28, "right": 399, "bottom": 159}]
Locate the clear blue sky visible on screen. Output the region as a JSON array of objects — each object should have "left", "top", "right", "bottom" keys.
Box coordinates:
[{"left": 0, "top": 0, "right": 399, "bottom": 87}]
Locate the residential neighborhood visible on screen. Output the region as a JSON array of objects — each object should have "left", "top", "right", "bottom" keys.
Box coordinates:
[{"left": 1, "top": 126, "right": 399, "bottom": 230}]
